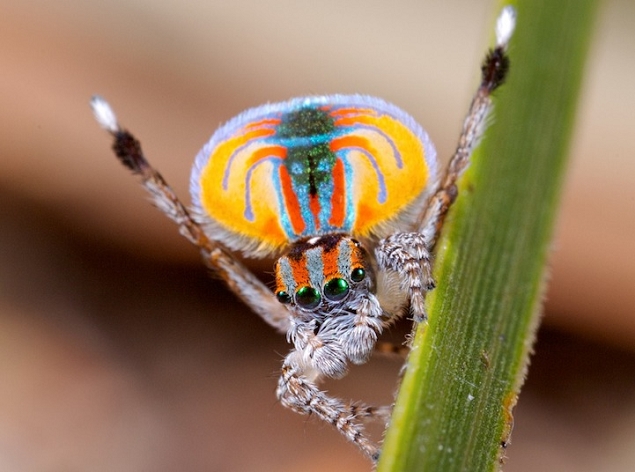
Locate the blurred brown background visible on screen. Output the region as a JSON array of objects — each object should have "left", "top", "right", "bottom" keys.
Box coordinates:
[{"left": 1, "top": 0, "right": 634, "bottom": 471}]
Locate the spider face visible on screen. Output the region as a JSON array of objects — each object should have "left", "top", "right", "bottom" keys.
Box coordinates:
[
  {"left": 273, "top": 234, "right": 384, "bottom": 375},
  {"left": 274, "top": 234, "right": 370, "bottom": 312}
]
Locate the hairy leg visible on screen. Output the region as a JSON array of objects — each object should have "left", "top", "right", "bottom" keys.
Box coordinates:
[
  {"left": 91, "top": 97, "right": 290, "bottom": 332},
  {"left": 376, "top": 8, "right": 515, "bottom": 323},
  {"left": 276, "top": 350, "right": 381, "bottom": 462},
  {"left": 417, "top": 8, "right": 515, "bottom": 246}
]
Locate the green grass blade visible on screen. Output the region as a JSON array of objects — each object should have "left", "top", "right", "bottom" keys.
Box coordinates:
[{"left": 377, "top": 1, "right": 599, "bottom": 470}]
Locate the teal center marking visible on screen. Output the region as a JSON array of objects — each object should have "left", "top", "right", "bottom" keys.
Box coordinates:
[{"left": 277, "top": 107, "right": 338, "bottom": 196}]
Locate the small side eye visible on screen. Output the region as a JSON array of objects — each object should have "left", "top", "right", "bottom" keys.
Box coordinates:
[
  {"left": 351, "top": 268, "right": 366, "bottom": 282},
  {"left": 324, "top": 278, "right": 349, "bottom": 301},
  {"left": 276, "top": 291, "right": 292, "bottom": 304},
  {"left": 295, "top": 286, "right": 321, "bottom": 309}
]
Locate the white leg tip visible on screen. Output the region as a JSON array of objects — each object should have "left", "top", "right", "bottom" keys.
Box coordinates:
[
  {"left": 496, "top": 6, "right": 517, "bottom": 48},
  {"left": 90, "top": 95, "right": 119, "bottom": 133}
]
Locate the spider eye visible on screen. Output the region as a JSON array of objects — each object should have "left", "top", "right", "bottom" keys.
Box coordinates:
[
  {"left": 351, "top": 268, "right": 366, "bottom": 282},
  {"left": 276, "top": 290, "right": 292, "bottom": 304},
  {"left": 295, "top": 286, "right": 321, "bottom": 309},
  {"left": 324, "top": 278, "right": 349, "bottom": 301}
]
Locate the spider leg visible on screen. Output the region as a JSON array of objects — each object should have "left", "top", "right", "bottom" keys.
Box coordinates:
[
  {"left": 351, "top": 403, "right": 393, "bottom": 422},
  {"left": 375, "top": 232, "right": 434, "bottom": 322},
  {"left": 278, "top": 299, "right": 394, "bottom": 459},
  {"left": 277, "top": 350, "right": 381, "bottom": 462},
  {"left": 376, "top": 9, "right": 515, "bottom": 323},
  {"left": 91, "top": 97, "right": 290, "bottom": 333},
  {"left": 417, "top": 8, "right": 514, "bottom": 247}
]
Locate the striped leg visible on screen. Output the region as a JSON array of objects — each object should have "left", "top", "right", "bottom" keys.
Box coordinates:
[
  {"left": 417, "top": 7, "right": 515, "bottom": 246},
  {"left": 377, "top": 8, "right": 515, "bottom": 323},
  {"left": 90, "top": 97, "right": 290, "bottom": 333},
  {"left": 276, "top": 350, "right": 382, "bottom": 462},
  {"left": 375, "top": 232, "right": 435, "bottom": 322}
]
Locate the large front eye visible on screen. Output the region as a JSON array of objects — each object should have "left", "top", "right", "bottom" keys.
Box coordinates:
[
  {"left": 295, "top": 286, "right": 321, "bottom": 309},
  {"left": 324, "top": 278, "right": 349, "bottom": 301}
]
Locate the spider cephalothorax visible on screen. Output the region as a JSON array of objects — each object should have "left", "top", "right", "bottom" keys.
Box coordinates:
[
  {"left": 91, "top": 6, "right": 515, "bottom": 463},
  {"left": 275, "top": 234, "right": 384, "bottom": 375}
]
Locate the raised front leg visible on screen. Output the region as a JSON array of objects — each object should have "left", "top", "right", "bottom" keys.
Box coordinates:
[
  {"left": 90, "top": 97, "right": 291, "bottom": 333},
  {"left": 377, "top": 9, "right": 515, "bottom": 324},
  {"left": 416, "top": 8, "right": 515, "bottom": 247}
]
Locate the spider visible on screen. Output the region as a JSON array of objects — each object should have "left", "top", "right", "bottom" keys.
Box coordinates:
[{"left": 91, "top": 7, "right": 515, "bottom": 463}]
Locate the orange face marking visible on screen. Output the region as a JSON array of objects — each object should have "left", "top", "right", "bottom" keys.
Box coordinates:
[
  {"left": 289, "top": 255, "right": 311, "bottom": 288},
  {"left": 321, "top": 246, "right": 341, "bottom": 280}
]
